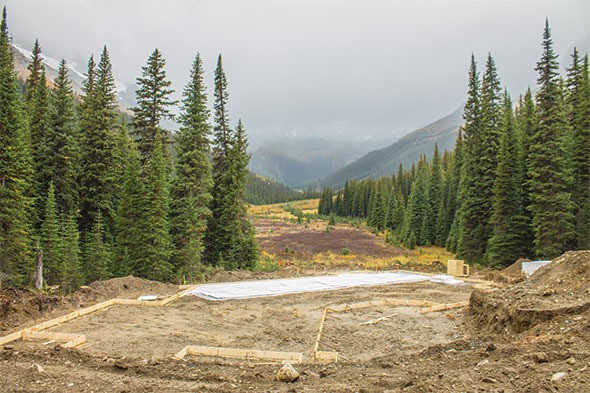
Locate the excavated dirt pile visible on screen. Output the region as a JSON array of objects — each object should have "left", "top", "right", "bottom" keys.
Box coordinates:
[{"left": 469, "top": 250, "right": 590, "bottom": 333}]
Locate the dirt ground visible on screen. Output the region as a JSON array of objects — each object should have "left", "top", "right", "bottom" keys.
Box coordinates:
[{"left": 0, "top": 212, "right": 589, "bottom": 393}]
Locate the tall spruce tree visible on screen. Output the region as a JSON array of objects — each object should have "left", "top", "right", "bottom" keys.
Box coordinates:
[
  {"left": 528, "top": 20, "right": 574, "bottom": 258},
  {"left": 457, "top": 55, "right": 486, "bottom": 262},
  {"left": 446, "top": 129, "right": 463, "bottom": 252},
  {"left": 205, "top": 55, "right": 233, "bottom": 266},
  {"left": 486, "top": 91, "right": 531, "bottom": 265},
  {"left": 82, "top": 211, "right": 110, "bottom": 282},
  {"left": 565, "top": 50, "right": 590, "bottom": 249},
  {"left": 136, "top": 138, "right": 174, "bottom": 280},
  {"left": 402, "top": 156, "right": 429, "bottom": 245},
  {"left": 170, "top": 53, "right": 213, "bottom": 281},
  {"left": 131, "top": 48, "right": 176, "bottom": 165},
  {"left": 57, "top": 213, "right": 81, "bottom": 292},
  {"left": 114, "top": 133, "right": 144, "bottom": 277},
  {"left": 24, "top": 39, "right": 49, "bottom": 227},
  {"left": 463, "top": 53, "right": 502, "bottom": 263},
  {"left": 228, "top": 120, "right": 258, "bottom": 268},
  {"left": 425, "top": 144, "right": 442, "bottom": 245},
  {"left": 43, "top": 59, "right": 79, "bottom": 215},
  {"left": 0, "top": 7, "right": 34, "bottom": 284},
  {"left": 40, "top": 182, "right": 60, "bottom": 285},
  {"left": 79, "top": 47, "right": 119, "bottom": 235}
]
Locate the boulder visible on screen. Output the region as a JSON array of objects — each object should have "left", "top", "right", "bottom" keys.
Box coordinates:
[{"left": 276, "top": 363, "right": 300, "bottom": 382}]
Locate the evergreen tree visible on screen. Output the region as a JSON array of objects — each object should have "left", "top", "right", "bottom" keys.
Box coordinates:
[
  {"left": 40, "top": 182, "right": 60, "bottom": 285},
  {"left": 0, "top": 6, "right": 34, "bottom": 284},
  {"left": 24, "top": 39, "right": 49, "bottom": 227},
  {"left": 402, "top": 156, "right": 429, "bottom": 245},
  {"left": 446, "top": 130, "right": 463, "bottom": 252},
  {"left": 131, "top": 48, "right": 176, "bottom": 165},
  {"left": 206, "top": 57, "right": 258, "bottom": 269},
  {"left": 458, "top": 55, "right": 487, "bottom": 263},
  {"left": 82, "top": 211, "right": 111, "bottom": 282},
  {"left": 25, "top": 39, "right": 44, "bottom": 103},
  {"left": 425, "top": 144, "right": 442, "bottom": 244},
  {"left": 565, "top": 50, "right": 590, "bottom": 249},
  {"left": 114, "top": 134, "right": 143, "bottom": 277},
  {"left": 515, "top": 88, "right": 536, "bottom": 258},
  {"left": 135, "top": 138, "right": 174, "bottom": 280},
  {"left": 230, "top": 120, "right": 258, "bottom": 268},
  {"left": 461, "top": 53, "right": 502, "bottom": 263},
  {"left": 171, "top": 53, "right": 213, "bottom": 281},
  {"left": 528, "top": 20, "right": 574, "bottom": 258},
  {"left": 486, "top": 91, "right": 531, "bottom": 266},
  {"left": 79, "top": 48, "right": 119, "bottom": 234},
  {"left": 58, "top": 213, "right": 81, "bottom": 292},
  {"left": 43, "top": 59, "right": 79, "bottom": 215}
]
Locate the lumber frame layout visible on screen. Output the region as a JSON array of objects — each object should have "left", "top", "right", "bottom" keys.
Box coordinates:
[
  {"left": 174, "top": 345, "right": 304, "bottom": 364},
  {"left": 313, "top": 298, "right": 470, "bottom": 363},
  {"left": 0, "top": 285, "right": 200, "bottom": 348},
  {"left": 0, "top": 281, "right": 474, "bottom": 365}
]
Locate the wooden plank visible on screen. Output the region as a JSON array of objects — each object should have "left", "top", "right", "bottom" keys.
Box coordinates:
[
  {"left": 420, "top": 301, "right": 469, "bottom": 314},
  {"left": 313, "top": 307, "right": 329, "bottom": 353},
  {"left": 328, "top": 299, "right": 433, "bottom": 313},
  {"left": 174, "top": 346, "right": 189, "bottom": 360},
  {"left": 30, "top": 299, "right": 117, "bottom": 332},
  {"left": 314, "top": 351, "right": 338, "bottom": 363},
  {"left": 184, "top": 345, "right": 303, "bottom": 363},
  {"left": 360, "top": 313, "right": 398, "bottom": 326},
  {"left": 0, "top": 330, "right": 24, "bottom": 346},
  {"left": 23, "top": 330, "right": 86, "bottom": 348}
]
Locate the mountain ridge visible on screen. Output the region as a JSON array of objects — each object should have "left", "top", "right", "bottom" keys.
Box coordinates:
[{"left": 319, "top": 105, "right": 464, "bottom": 188}]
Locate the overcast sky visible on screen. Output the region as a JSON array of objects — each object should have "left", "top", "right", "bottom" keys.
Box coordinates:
[{"left": 4, "top": 0, "right": 589, "bottom": 141}]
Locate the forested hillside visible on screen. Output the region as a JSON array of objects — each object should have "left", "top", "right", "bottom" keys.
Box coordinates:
[
  {"left": 244, "top": 172, "right": 318, "bottom": 205},
  {"left": 319, "top": 21, "right": 589, "bottom": 266},
  {"left": 320, "top": 105, "right": 464, "bottom": 188},
  {"left": 0, "top": 7, "right": 256, "bottom": 289}
]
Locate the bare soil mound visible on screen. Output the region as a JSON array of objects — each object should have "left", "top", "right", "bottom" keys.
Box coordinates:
[
  {"left": 469, "top": 251, "right": 590, "bottom": 333},
  {"left": 86, "top": 276, "right": 178, "bottom": 299},
  {"left": 0, "top": 276, "right": 178, "bottom": 334}
]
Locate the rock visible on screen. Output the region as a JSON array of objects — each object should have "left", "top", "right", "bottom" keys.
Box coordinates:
[
  {"left": 276, "top": 363, "right": 300, "bottom": 382},
  {"left": 303, "top": 370, "right": 320, "bottom": 378},
  {"left": 532, "top": 352, "right": 549, "bottom": 363},
  {"left": 566, "top": 357, "right": 576, "bottom": 365},
  {"left": 476, "top": 359, "right": 490, "bottom": 368},
  {"left": 482, "top": 377, "right": 498, "bottom": 384},
  {"left": 114, "top": 361, "right": 128, "bottom": 370},
  {"left": 485, "top": 343, "right": 497, "bottom": 352},
  {"left": 32, "top": 363, "right": 44, "bottom": 372},
  {"left": 3, "top": 345, "right": 14, "bottom": 350},
  {"left": 551, "top": 372, "right": 567, "bottom": 382}
]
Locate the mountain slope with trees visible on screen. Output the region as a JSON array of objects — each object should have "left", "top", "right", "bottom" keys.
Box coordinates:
[
  {"left": 319, "top": 21, "right": 589, "bottom": 266},
  {"left": 320, "top": 105, "right": 464, "bottom": 188}
]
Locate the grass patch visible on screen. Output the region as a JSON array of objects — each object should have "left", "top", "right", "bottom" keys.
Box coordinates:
[{"left": 252, "top": 251, "right": 280, "bottom": 272}]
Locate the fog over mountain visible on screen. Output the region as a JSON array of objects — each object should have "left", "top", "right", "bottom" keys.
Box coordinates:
[{"left": 3, "top": 0, "right": 588, "bottom": 179}]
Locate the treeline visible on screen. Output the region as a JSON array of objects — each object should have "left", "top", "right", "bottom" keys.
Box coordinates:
[
  {"left": 319, "top": 21, "right": 589, "bottom": 266},
  {"left": 0, "top": 7, "right": 256, "bottom": 290},
  {"left": 245, "top": 172, "right": 319, "bottom": 205}
]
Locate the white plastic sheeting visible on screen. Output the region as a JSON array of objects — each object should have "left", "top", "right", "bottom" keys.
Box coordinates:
[
  {"left": 429, "top": 275, "right": 465, "bottom": 286},
  {"left": 186, "top": 272, "right": 464, "bottom": 301},
  {"left": 522, "top": 261, "right": 551, "bottom": 277}
]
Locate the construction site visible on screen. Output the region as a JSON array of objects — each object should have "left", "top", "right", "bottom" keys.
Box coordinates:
[{"left": 1, "top": 215, "right": 589, "bottom": 392}]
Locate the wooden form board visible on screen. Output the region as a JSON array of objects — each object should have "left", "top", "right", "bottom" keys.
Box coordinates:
[
  {"left": 420, "top": 301, "right": 469, "bottom": 314},
  {"left": 314, "top": 351, "right": 339, "bottom": 363},
  {"left": 176, "top": 345, "right": 304, "bottom": 363},
  {"left": 0, "top": 285, "right": 201, "bottom": 347},
  {"left": 23, "top": 331, "right": 86, "bottom": 348}
]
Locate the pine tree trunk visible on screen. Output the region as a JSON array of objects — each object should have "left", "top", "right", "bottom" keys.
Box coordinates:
[{"left": 35, "top": 248, "right": 43, "bottom": 290}]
